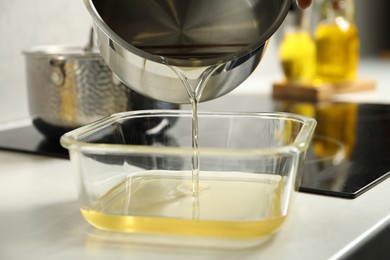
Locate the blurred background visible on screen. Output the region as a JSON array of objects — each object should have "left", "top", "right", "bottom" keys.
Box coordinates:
[{"left": 0, "top": 0, "right": 389, "bottom": 123}]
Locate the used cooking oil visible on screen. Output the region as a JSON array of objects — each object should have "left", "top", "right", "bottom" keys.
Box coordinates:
[
  {"left": 168, "top": 63, "right": 223, "bottom": 206},
  {"left": 315, "top": 0, "right": 359, "bottom": 83},
  {"left": 81, "top": 171, "right": 287, "bottom": 239}
]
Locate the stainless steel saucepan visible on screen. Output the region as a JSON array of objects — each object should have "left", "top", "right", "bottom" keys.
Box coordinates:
[
  {"left": 23, "top": 37, "right": 178, "bottom": 141},
  {"left": 84, "top": 0, "right": 292, "bottom": 103}
]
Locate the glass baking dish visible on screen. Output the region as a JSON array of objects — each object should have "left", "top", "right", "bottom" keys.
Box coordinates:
[{"left": 60, "top": 110, "right": 316, "bottom": 240}]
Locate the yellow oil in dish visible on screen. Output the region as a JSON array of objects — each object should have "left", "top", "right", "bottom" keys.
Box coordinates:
[{"left": 81, "top": 171, "right": 288, "bottom": 239}]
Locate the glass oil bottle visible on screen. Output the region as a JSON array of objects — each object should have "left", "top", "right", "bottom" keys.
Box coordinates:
[
  {"left": 279, "top": 4, "right": 316, "bottom": 84},
  {"left": 315, "top": 0, "right": 360, "bottom": 83}
]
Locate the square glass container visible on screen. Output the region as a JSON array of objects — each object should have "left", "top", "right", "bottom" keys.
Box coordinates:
[{"left": 60, "top": 110, "right": 316, "bottom": 239}]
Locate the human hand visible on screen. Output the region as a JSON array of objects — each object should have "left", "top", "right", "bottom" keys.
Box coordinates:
[{"left": 296, "top": 0, "right": 312, "bottom": 9}]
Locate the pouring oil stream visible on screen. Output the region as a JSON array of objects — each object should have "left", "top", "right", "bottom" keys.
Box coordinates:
[{"left": 169, "top": 64, "right": 223, "bottom": 220}]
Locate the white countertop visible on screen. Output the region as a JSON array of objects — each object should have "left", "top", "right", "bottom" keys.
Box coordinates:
[
  {"left": 1, "top": 58, "right": 390, "bottom": 259},
  {"left": 0, "top": 150, "right": 389, "bottom": 260}
]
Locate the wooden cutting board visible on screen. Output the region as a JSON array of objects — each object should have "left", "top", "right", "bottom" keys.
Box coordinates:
[{"left": 272, "top": 78, "right": 376, "bottom": 101}]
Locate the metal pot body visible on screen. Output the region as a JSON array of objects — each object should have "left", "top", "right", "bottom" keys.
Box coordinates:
[
  {"left": 84, "top": 0, "right": 291, "bottom": 104},
  {"left": 24, "top": 46, "right": 178, "bottom": 140}
]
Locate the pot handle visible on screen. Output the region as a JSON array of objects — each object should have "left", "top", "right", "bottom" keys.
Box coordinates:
[{"left": 49, "top": 58, "right": 66, "bottom": 86}]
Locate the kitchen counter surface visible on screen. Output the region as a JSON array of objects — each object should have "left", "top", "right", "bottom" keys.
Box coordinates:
[
  {"left": 1, "top": 150, "right": 389, "bottom": 260},
  {"left": 1, "top": 58, "right": 390, "bottom": 259}
]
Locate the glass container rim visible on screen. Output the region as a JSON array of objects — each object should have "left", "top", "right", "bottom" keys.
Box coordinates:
[{"left": 60, "top": 110, "right": 316, "bottom": 156}]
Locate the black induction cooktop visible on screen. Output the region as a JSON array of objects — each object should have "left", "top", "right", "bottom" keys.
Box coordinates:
[
  {"left": 1, "top": 96, "right": 389, "bottom": 199},
  {"left": 298, "top": 101, "right": 390, "bottom": 198},
  {"left": 0, "top": 124, "right": 68, "bottom": 159}
]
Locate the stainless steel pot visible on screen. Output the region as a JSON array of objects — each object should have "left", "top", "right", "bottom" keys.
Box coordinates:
[
  {"left": 23, "top": 45, "right": 178, "bottom": 140},
  {"left": 84, "top": 0, "right": 291, "bottom": 104}
]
